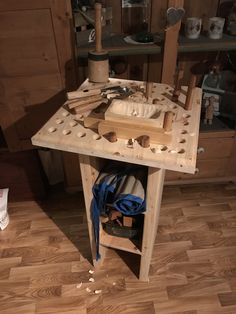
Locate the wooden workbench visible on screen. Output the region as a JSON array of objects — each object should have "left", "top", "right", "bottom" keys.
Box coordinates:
[{"left": 32, "top": 78, "right": 202, "bottom": 281}]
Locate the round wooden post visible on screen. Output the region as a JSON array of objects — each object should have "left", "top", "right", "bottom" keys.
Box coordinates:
[
  {"left": 163, "top": 111, "right": 174, "bottom": 132},
  {"left": 185, "top": 74, "right": 197, "bottom": 111}
]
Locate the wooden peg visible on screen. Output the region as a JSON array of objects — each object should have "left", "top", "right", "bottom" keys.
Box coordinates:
[
  {"left": 104, "top": 131, "right": 117, "bottom": 142},
  {"left": 172, "top": 67, "right": 184, "bottom": 102},
  {"left": 138, "top": 135, "right": 150, "bottom": 148},
  {"left": 145, "top": 82, "right": 153, "bottom": 99},
  {"left": 185, "top": 74, "right": 197, "bottom": 111},
  {"left": 163, "top": 111, "right": 174, "bottom": 132}
]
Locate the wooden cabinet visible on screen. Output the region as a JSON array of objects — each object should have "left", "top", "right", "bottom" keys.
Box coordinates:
[
  {"left": 0, "top": 0, "right": 77, "bottom": 151},
  {"left": 165, "top": 130, "right": 236, "bottom": 183}
]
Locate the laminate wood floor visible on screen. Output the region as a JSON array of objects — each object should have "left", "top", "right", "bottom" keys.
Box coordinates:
[{"left": 1, "top": 183, "right": 236, "bottom": 313}]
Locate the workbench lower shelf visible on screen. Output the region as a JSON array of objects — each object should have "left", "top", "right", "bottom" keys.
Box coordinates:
[{"left": 100, "top": 229, "right": 142, "bottom": 255}]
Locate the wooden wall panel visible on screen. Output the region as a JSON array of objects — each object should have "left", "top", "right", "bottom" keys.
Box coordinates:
[
  {"left": 0, "top": 0, "right": 76, "bottom": 151},
  {"left": 183, "top": 0, "right": 219, "bottom": 31}
]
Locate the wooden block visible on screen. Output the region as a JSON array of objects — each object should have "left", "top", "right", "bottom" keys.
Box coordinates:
[
  {"left": 74, "top": 100, "right": 105, "bottom": 114},
  {"left": 67, "top": 95, "right": 103, "bottom": 109},
  {"left": 98, "top": 120, "right": 171, "bottom": 145},
  {"left": 123, "top": 216, "right": 133, "bottom": 227},
  {"left": 67, "top": 88, "right": 101, "bottom": 100},
  {"left": 83, "top": 114, "right": 104, "bottom": 129}
]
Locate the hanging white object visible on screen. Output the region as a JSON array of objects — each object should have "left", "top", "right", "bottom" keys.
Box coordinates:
[{"left": 0, "top": 188, "right": 9, "bottom": 230}]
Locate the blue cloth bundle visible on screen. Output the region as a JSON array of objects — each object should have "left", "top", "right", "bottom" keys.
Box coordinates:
[{"left": 92, "top": 165, "right": 146, "bottom": 260}]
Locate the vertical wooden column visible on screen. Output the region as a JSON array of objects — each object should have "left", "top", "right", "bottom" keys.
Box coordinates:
[
  {"left": 161, "top": 0, "right": 184, "bottom": 85},
  {"left": 79, "top": 154, "right": 106, "bottom": 266},
  {"left": 139, "top": 167, "right": 165, "bottom": 281}
]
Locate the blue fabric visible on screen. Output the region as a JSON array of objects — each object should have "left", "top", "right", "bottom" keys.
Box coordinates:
[{"left": 92, "top": 169, "right": 145, "bottom": 260}]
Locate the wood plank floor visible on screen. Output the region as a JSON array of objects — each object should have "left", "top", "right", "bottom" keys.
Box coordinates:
[{"left": 0, "top": 183, "right": 236, "bottom": 313}]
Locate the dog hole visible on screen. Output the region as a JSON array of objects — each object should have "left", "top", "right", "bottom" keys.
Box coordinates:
[
  {"left": 48, "top": 127, "right": 57, "bottom": 133},
  {"left": 62, "top": 129, "right": 71, "bottom": 135},
  {"left": 77, "top": 132, "right": 86, "bottom": 138},
  {"left": 93, "top": 134, "right": 101, "bottom": 140}
]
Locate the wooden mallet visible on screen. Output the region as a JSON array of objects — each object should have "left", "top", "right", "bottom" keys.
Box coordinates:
[{"left": 88, "top": 3, "right": 109, "bottom": 83}]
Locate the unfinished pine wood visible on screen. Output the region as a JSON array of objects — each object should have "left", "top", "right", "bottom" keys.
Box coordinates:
[
  {"left": 140, "top": 168, "right": 165, "bottom": 281},
  {"left": 32, "top": 78, "right": 202, "bottom": 174},
  {"left": 1, "top": 182, "right": 236, "bottom": 313},
  {"left": 79, "top": 154, "right": 107, "bottom": 266},
  {"left": 161, "top": 0, "right": 184, "bottom": 85},
  {"left": 98, "top": 120, "right": 171, "bottom": 145}
]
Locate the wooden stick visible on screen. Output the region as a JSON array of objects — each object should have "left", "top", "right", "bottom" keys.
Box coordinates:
[
  {"left": 185, "top": 74, "right": 197, "bottom": 111},
  {"left": 67, "top": 88, "right": 101, "bottom": 100},
  {"left": 163, "top": 111, "right": 174, "bottom": 132},
  {"left": 95, "top": 3, "right": 102, "bottom": 53},
  {"left": 67, "top": 95, "right": 103, "bottom": 109},
  {"left": 145, "top": 82, "right": 153, "bottom": 99},
  {"left": 74, "top": 100, "right": 103, "bottom": 114}
]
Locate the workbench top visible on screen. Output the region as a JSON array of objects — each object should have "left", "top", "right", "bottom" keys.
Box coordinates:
[{"left": 32, "top": 78, "right": 202, "bottom": 173}]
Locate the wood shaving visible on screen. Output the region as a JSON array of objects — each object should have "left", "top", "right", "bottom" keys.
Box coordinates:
[
  {"left": 89, "top": 277, "right": 95, "bottom": 282},
  {"left": 94, "top": 289, "right": 102, "bottom": 294},
  {"left": 76, "top": 282, "right": 82, "bottom": 288},
  {"left": 89, "top": 270, "right": 94, "bottom": 274}
]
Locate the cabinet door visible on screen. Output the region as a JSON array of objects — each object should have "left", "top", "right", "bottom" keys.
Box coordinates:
[{"left": 0, "top": 0, "right": 76, "bottom": 151}]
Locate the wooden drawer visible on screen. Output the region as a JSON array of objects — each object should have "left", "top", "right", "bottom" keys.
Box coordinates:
[
  {"left": 166, "top": 158, "right": 228, "bottom": 181},
  {"left": 197, "top": 137, "right": 234, "bottom": 160}
]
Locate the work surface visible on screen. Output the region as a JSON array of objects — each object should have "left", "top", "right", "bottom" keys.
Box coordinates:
[{"left": 32, "top": 78, "right": 202, "bottom": 173}]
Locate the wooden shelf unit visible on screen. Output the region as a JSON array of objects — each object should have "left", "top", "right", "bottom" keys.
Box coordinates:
[{"left": 77, "top": 33, "right": 236, "bottom": 58}]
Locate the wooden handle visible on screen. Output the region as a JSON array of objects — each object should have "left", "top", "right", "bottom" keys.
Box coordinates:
[
  {"left": 145, "top": 82, "right": 153, "bottom": 99},
  {"left": 185, "top": 74, "right": 197, "bottom": 111},
  {"left": 95, "top": 3, "right": 102, "bottom": 53}
]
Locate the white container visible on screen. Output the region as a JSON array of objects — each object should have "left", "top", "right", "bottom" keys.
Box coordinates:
[
  {"left": 208, "top": 17, "right": 225, "bottom": 39},
  {"left": 185, "top": 17, "right": 202, "bottom": 39}
]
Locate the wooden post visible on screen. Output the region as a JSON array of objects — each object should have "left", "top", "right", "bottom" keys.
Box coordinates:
[
  {"left": 145, "top": 82, "right": 153, "bottom": 99},
  {"left": 161, "top": 0, "right": 184, "bottom": 85},
  {"left": 79, "top": 154, "right": 107, "bottom": 266},
  {"left": 185, "top": 74, "right": 197, "bottom": 111},
  {"left": 139, "top": 167, "right": 165, "bottom": 281},
  {"left": 163, "top": 111, "right": 174, "bottom": 132}
]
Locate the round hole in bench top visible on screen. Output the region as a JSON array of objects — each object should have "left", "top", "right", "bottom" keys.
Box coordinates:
[
  {"left": 93, "top": 134, "right": 101, "bottom": 140},
  {"left": 181, "top": 130, "right": 188, "bottom": 134},
  {"left": 77, "top": 132, "right": 86, "bottom": 138},
  {"left": 183, "top": 113, "right": 191, "bottom": 118},
  {"left": 62, "top": 129, "right": 71, "bottom": 135},
  {"left": 48, "top": 127, "right": 57, "bottom": 133},
  {"left": 179, "top": 138, "right": 186, "bottom": 143},
  {"left": 55, "top": 119, "right": 64, "bottom": 124},
  {"left": 184, "top": 122, "right": 189, "bottom": 126},
  {"left": 69, "top": 120, "right": 78, "bottom": 127},
  {"left": 178, "top": 149, "right": 185, "bottom": 154}
]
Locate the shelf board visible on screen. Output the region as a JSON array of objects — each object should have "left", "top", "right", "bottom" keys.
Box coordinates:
[
  {"left": 178, "top": 34, "right": 236, "bottom": 53},
  {"left": 100, "top": 229, "right": 142, "bottom": 255},
  {"left": 77, "top": 33, "right": 236, "bottom": 58}
]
